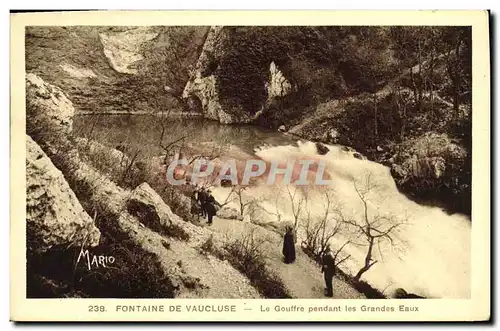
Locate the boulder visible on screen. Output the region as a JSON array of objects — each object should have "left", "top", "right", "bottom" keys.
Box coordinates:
[
  {"left": 26, "top": 73, "right": 75, "bottom": 138},
  {"left": 216, "top": 206, "right": 242, "bottom": 220},
  {"left": 127, "top": 183, "right": 178, "bottom": 234},
  {"left": 315, "top": 142, "right": 330, "bottom": 155},
  {"left": 26, "top": 135, "right": 100, "bottom": 253},
  {"left": 126, "top": 183, "right": 210, "bottom": 242},
  {"left": 353, "top": 152, "right": 364, "bottom": 160}
]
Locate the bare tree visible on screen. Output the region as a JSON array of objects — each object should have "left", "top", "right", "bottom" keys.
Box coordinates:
[
  {"left": 343, "top": 173, "right": 405, "bottom": 282},
  {"left": 155, "top": 109, "right": 189, "bottom": 162},
  {"left": 219, "top": 185, "right": 264, "bottom": 222},
  {"left": 393, "top": 87, "right": 412, "bottom": 142},
  {"left": 441, "top": 27, "right": 472, "bottom": 117},
  {"left": 301, "top": 189, "right": 350, "bottom": 265},
  {"left": 284, "top": 185, "right": 308, "bottom": 233},
  {"left": 233, "top": 186, "right": 256, "bottom": 216}
]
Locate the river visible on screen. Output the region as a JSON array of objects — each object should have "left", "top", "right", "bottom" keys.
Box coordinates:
[{"left": 74, "top": 114, "right": 471, "bottom": 299}]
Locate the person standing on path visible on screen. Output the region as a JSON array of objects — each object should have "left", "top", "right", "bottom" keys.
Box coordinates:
[
  {"left": 190, "top": 185, "right": 201, "bottom": 220},
  {"left": 197, "top": 187, "right": 207, "bottom": 217},
  {"left": 321, "top": 246, "right": 336, "bottom": 297},
  {"left": 204, "top": 189, "right": 221, "bottom": 226},
  {"left": 282, "top": 225, "right": 296, "bottom": 264}
]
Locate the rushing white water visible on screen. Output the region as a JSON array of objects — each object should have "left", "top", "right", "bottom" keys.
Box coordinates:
[{"left": 211, "top": 140, "right": 471, "bottom": 299}]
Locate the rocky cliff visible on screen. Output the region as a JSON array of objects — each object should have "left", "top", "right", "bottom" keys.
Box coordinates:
[
  {"left": 182, "top": 26, "right": 298, "bottom": 124},
  {"left": 181, "top": 26, "right": 400, "bottom": 126},
  {"left": 26, "top": 26, "right": 207, "bottom": 114}
]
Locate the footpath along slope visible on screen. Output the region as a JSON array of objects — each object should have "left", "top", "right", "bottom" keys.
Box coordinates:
[{"left": 205, "top": 216, "right": 366, "bottom": 299}]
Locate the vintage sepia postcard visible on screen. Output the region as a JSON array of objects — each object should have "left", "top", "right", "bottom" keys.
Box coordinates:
[{"left": 10, "top": 10, "right": 490, "bottom": 322}]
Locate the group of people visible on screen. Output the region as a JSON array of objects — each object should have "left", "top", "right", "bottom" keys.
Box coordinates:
[
  {"left": 190, "top": 184, "right": 336, "bottom": 297},
  {"left": 191, "top": 186, "right": 221, "bottom": 225},
  {"left": 282, "top": 226, "right": 337, "bottom": 298}
]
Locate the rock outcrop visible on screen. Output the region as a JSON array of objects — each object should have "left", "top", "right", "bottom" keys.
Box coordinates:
[
  {"left": 26, "top": 73, "right": 75, "bottom": 137},
  {"left": 182, "top": 27, "right": 244, "bottom": 124},
  {"left": 98, "top": 27, "right": 158, "bottom": 74},
  {"left": 127, "top": 183, "right": 187, "bottom": 237},
  {"left": 182, "top": 27, "right": 298, "bottom": 124},
  {"left": 26, "top": 135, "right": 100, "bottom": 253},
  {"left": 390, "top": 132, "right": 467, "bottom": 184},
  {"left": 26, "top": 26, "right": 206, "bottom": 114},
  {"left": 266, "top": 61, "right": 294, "bottom": 99}
]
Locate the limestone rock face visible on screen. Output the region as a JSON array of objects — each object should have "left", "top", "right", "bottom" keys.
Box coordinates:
[
  {"left": 99, "top": 27, "right": 158, "bottom": 74},
  {"left": 266, "top": 61, "right": 294, "bottom": 99},
  {"left": 26, "top": 73, "right": 75, "bottom": 137},
  {"left": 26, "top": 135, "right": 100, "bottom": 253},
  {"left": 182, "top": 26, "right": 264, "bottom": 124},
  {"left": 182, "top": 27, "right": 232, "bottom": 123}
]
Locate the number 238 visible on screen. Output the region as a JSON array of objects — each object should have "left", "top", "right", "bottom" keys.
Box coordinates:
[{"left": 88, "top": 305, "right": 106, "bottom": 312}]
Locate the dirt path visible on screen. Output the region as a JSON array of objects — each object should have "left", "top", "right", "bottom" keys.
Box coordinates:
[{"left": 202, "top": 216, "right": 365, "bottom": 299}]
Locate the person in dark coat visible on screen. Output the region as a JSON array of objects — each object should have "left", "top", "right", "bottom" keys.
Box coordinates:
[
  {"left": 282, "top": 225, "right": 296, "bottom": 264},
  {"left": 197, "top": 187, "right": 207, "bottom": 217},
  {"left": 190, "top": 186, "right": 201, "bottom": 219},
  {"left": 204, "top": 189, "right": 220, "bottom": 225},
  {"left": 321, "top": 246, "right": 336, "bottom": 297}
]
